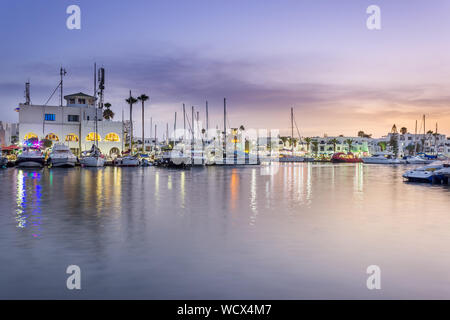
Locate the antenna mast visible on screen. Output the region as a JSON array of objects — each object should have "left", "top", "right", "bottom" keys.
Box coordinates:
[
  {"left": 24, "top": 81, "right": 31, "bottom": 105},
  {"left": 60, "top": 67, "right": 67, "bottom": 107}
]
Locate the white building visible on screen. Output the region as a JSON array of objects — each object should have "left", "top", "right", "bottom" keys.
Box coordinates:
[
  {"left": 384, "top": 132, "right": 449, "bottom": 157},
  {"left": 18, "top": 92, "right": 123, "bottom": 157},
  {"left": 0, "top": 121, "right": 19, "bottom": 147}
]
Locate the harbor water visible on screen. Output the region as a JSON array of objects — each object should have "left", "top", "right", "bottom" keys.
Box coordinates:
[{"left": 0, "top": 163, "right": 449, "bottom": 299}]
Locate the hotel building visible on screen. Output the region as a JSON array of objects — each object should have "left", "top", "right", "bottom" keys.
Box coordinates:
[{"left": 18, "top": 92, "right": 123, "bottom": 156}]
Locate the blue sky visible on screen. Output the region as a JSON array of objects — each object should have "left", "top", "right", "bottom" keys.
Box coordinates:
[{"left": 1, "top": 0, "right": 449, "bottom": 137}]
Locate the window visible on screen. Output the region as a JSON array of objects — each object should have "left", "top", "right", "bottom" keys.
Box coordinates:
[
  {"left": 86, "top": 132, "right": 101, "bottom": 142},
  {"left": 68, "top": 115, "right": 79, "bottom": 122},
  {"left": 104, "top": 132, "right": 120, "bottom": 142},
  {"left": 24, "top": 133, "right": 38, "bottom": 141},
  {"left": 69, "top": 99, "right": 75, "bottom": 104},
  {"left": 45, "top": 133, "right": 59, "bottom": 141},
  {"left": 78, "top": 98, "right": 86, "bottom": 104},
  {"left": 65, "top": 134, "right": 79, "bottom": 142},
  {"left": 45, "top": 114, "right": 55, "bottom": 121}
]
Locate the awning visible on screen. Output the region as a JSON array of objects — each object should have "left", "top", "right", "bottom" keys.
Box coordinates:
[{"left": 1, "top": 145, "right": 20, "bottom": 151}]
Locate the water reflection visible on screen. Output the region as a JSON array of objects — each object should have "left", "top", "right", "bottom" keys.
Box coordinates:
[
  {"left": 15, "top": 170, "right": 42, "bottom": 237},
  {"left": 1, "top": 164, "right": 449, "bottom": 299}
]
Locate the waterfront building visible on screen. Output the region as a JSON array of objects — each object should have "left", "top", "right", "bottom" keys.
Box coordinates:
[
  {"left": 0, "top": 121, "right": 19, "bottom": 147},
  {"left": 385, "top": 132, "right": 449, "bottom": 156},
  {"left": 18, "top": 92, "right": 123, "bottom": 157}
]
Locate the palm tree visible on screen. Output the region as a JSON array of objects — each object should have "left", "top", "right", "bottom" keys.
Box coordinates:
[
  {"left": 400, "top": 127, "right": 407, "bottom": 135},
  {"left": 304, "top": 137, "right": 312, "bottom": 154},
  {"left": 239, "top": 125, "right": 245, "bottom": 131},
  {"left": 125, "top": 92, "right": 138, "bottom": 153},
  {"left": 103, "top": 102, "right": 115, "bottom": 120},
  {"left": 311, "top": 141, "right": 319, "bottom": 157},
  {"left": 329, "top": 138, "right": 339, "bottom": 153},
  {"left": 345, "top": 139, "right": 353, "bottom": 153},
  {"left": 137, "top": 94, "right": 149, "bottom": 153}
]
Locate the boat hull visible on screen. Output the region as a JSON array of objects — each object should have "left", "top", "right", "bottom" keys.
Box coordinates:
[
  {"left": 113, "top": 158, "right": 140, "bottom": 167},
  {"left": 331, "top": 159, "right": 363, "bottom": 163},
  {"left": 16, "top": 158, "right": 45, "bottom": 168},
  {"left": 279, "top": 156, "right": 305, "bottom": 163},
  {"left": 80, "top": 157, "right": 105, "bottom": 167},
  {"left": 362, "top": 159, "right": 401, "bottom": 164},
  {"left": 48, "top": 157, "right": 77, "bottom": 168}
]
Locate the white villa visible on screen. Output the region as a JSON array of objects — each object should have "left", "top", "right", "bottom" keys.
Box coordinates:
[{"left": 18, "top": 92, "right": 124, "bottom": 156}]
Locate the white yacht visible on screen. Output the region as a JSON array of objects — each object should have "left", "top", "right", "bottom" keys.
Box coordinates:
[
  {"left": 79, "top": 144, "right": 105, "bottom": 167},
  {"left": 48, "top": 143, "right": 77, "bottom": 167},
  {"left": 402, "top": 155, "right": 432, "bottom": 164},
  {"left": 113, "top": 155, "right": 140, "bottom": 167},
  {"left": 402, "top": 161, "right": 447, "bottom": 183},
  {"left": 16, "top": 148, "right": 45, "bottom": 168},
  {"left": 362, "top": 152, "right": 401, "bottom": 164}
]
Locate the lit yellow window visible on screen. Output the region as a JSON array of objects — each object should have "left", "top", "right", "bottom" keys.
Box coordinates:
[
  {"left": 24, "top": 133, "right": 38, "bottom": 140},
  {"left": 104, "top": 132, "right": 120, "bottom": 142},
  {"left": 45, "top": 133, "right": 59, "bottom": 141},
  {"left": 65, "top": 134, "right": 79, "bottom": 142},
  {"left": 86, "top": 132, "right": 101, "bottom": 142}
]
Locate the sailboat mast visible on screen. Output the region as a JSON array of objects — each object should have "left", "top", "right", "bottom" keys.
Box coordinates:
[
  {"left": 423, "top": 114, "right": 426, "bottom": 153},
  {"left": 183, "top": 103, "right": 186, "bottom": 141},
  {"left": 435, "top": 122, "right": 438, "bottom": 155},
  {"left": 414, "top": 119, "right": 417, "bottom": 155},
  {"left": 129, "top": 90, "right": 133, "bottom": 153},
  {"left": 206, "top": 100, "right": 209, "bottom": 140},
  {"left": 94, "top": 63, "right": 98, "bottom": 148},
  {"left": 154, "top": 124, "right": 157, "bottom": 148},
  {"left": 291, "top": 107, "right": 294, "bottom": 155},
  {"left": 191, "top": 106, "right": 194, "bottom": 161},
  {"left": 223, "top": 98, "right": 227, "bottom": 160},
  {"left": 174, "top": 112, "right": 177, "bottom": 141}
]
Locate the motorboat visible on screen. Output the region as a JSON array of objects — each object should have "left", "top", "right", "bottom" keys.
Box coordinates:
[
  {"left": 434, "top": 164, "right": 450, "bottom": 184},
  {"left": 16, "top": 148, "right": 45, "bottom": 168},
  {"left": 155, "top": 150, "right": 191, "bottom": 168},
  {"left": 331, "top": 152, "right": 363, "bottom": 163},
  {"left": 113, "top": 155, "right": 140, "bottom": 167},
  {"left": 402, "top": 161, "right": 447, "bottom": 183},
  {"left": 47, "top": 143, "right": 77, "bottom": 167},
  {"left": 278, "top": 154, "right": 305, "bottom": 162},
  {"left": 79, "top": 144, "right": 105, "bottom": 167},
  {"left": 402, "top": 155, "right": 431, "bottom": 164},
  {"left": 362, "top": 152, "right": 401, "bottom": 164}
]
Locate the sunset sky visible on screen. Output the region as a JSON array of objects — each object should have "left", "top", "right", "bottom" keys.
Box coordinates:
[{"left": 1, "top": 0, "right": 449, "bottom": 137}]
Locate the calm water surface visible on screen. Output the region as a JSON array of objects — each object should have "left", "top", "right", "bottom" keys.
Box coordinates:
[{"left": 0, "top": 163, "right": 449, "bottom": 299}]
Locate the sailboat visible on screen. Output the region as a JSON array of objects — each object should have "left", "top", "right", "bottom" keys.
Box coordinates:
[
  {"left": 80, "top": 65, "right": 105, "bottom": 167},
  {"left": 114, "top": 91, "right": 140, "bottom": 167},
  {"left": 80, "top": 144, "right": 105, "bottom": 167},
  {"left": 279, "top": 107, "right": 307, "bottom": 162}
]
